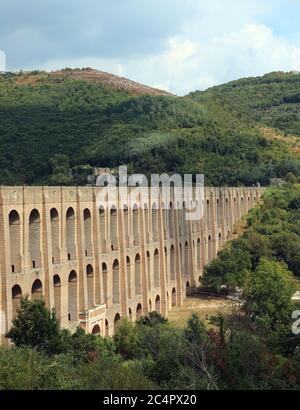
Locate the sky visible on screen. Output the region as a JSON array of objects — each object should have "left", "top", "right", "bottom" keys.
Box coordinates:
[{"left": 1, "top": 0, "right": 300, "bottom": 95}]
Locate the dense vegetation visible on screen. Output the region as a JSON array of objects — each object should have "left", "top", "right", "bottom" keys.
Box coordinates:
[
  {"left": 1, "top": 185, "right": 300, "bottom": 391},
  {"left": 0, "top": 70, "right": 299, "bottom": 186}
]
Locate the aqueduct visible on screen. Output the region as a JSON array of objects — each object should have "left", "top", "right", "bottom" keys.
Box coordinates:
[{"left": 0, "top": 185, "right": 263, "bottom": 342}]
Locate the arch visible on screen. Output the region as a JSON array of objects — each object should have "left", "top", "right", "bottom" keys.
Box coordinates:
[
  {"left": 86, "top": 264, "right": 94, "bottom": 309},
  {"left": 154, "top": 249, "right": 160, "bottom": 288},
  {"left": 68, "top": 270, "right": 78, "bottom": 321},
  {"left": 216, "top": 198, "right": 222, "bottom": 227},
  {"left": 50, "top": 208, "right": 60, "bottom": 264},
  {"left": 126, "top": 256, "right": 131, "bottom": 299},
  {"left": 114, "top": 313, "right": 121, "bottom": 333},
  {"left": 132, "top": 204, "right": 140, "bottom": 245},
  {"left": 123, "top": 205, "right": 129, "bottom": 247},
  {"left": 170, "top": 245, "right": 175, "bottom": 280},
  {"left": 12, "top": 284, "right": 22, "bottom": 319},
  {"left": 31, "top": 279, "right": 43, "bottom": 300},
  {"left": 9, "top": 210, "right": 21, "bottom": 273},
  {"left": 92, "top": 324, "right": 100, "bottom": 336},
  {"left": 135, "top": 253, "right": 141, "bottom": 296},
  {"left": 53, "top": 274, "right": 61, "bottom": 322},
  {"left": 128, "top": 308, "right": 132, "bottom": 321},
  {"left": 113, "top": 259, "right": 120, "bottom": 304},
  {"left": 155, "top": 295, "right": 161, "bottom": 313},
  {"left": 136, "top": 303, "right": 143, "bottom": 320},
  {"left": 29, "top": 209, "right": 41, "bottom": 269},
  {"left": 105, "top": 319, "right": 109, "bottom": 337},
  {"left": 186, "top": 281, "right": 191, "bottom": 296},
  {"left": 83, "top": 208, "right": 92, "bottom": 257},
  {"left": 102, "top": 263, "right": 108, "bottom": 305},
  {"left": 149, "top": 299, "right": 152, "bottom": 312},
  {"left": 152, "top": 203, "right": 158, "bottom": 242},
  {"left": 110, "top": 206, "right": 118, "bottom": 251},
  {"left": 172, "top": 287, "right": 176, "bottom": 307},
  {"left": 66, "top": 207, "right": 76, "bottom": 261},
  {"left": 99, "top": 206, "right": 106, "bottom": 253}
]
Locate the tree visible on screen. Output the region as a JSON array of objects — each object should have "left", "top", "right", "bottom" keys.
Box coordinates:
[
  {"left": 6, "top": 297, "right": 62, "bottom": 355},
  {"left": 243, "top": 258, "right": 296, "bottom": 330},
  {"left": 136, "top": 311, "right": 168, "bottom": 327}
]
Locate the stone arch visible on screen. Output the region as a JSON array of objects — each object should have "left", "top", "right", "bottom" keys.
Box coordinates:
[
  {"left": 206, "top": 199, "right": 210, "bottom": 229},
  {"left": 149, "top": 299, "right": 152, "bottom": 312},
  {"left": 68, "top": 270, "right": 78, "bottom": 322},
  {"left": 102, "top": 263, "right": 108, "bottom": 305},
  {"left": 216, "top": 198, "right": 222, "bottom": 227},
  {"left": 154, "top": 249, "right": 160, "bottom": 288},
  {"left": 128, "top": 308, "right": 132, "bottom": 321},
  {"left": 92, "top": 324, "right": 100, "bottom": 335},
  {"left": 172, "top": 287, "right": 176, "bottom": 307},
  {"left": 135, "top": 253, "right": 141, "bottom": 296},
  {"left": 99, "top": 206, "right": 106, "bottom": 253},
  {"left": 86, "top": 264, "right": 94, "bottom": 309},
  {"left": 132, "top": 204, "right": 140, "bottom": 245},
  {"left": 186, "top": 281, "right": 191, "bottom": 296},
  {"left": 12, "top": 284, "right": 22, "bottom": 319},
  {"left": 105, "top": 319, "right": 109, "bottom": 337},
  {"left": 9, "top": 210, "right": 21, "bottom": 273},
  {"left": 126, "top": 256, "right": 131, "bottom": 299},
  {"left": 155, "top": 295, "right": 161, "bottom": 313},
  {"left": 31, "top": 279, "right": 43, "bottom": 300},
  {"left": 136, "top": 303, "right": 143, "bottom": 320},
  {"left": 170, "top": 245, "right": 175, "bottom": 280},
  {"left": 110, "top": 206, "right": 118, "bottom": 251},
  {"left": 29, "top": 209, "right": 41, "bottom": 269},
  {"left": 50, "top": 208, "right": 60, "bottom": 264},
  {"left": 147, "top": 251, "right": 151, "bottom": 290},
  {"left": 66, "top": 207, "right": 76, "bottom": 261},
  {"left": 197, "top": 238, "right": 201, "bottom": 270},
  {"left": 152, "top": 203, "right": 158, "bottom": 241},
  {"left": 123, "top": 205, "right": 129, "bottom": 247},
  {"left": 113, "top": 259, "right": 120, "bottom": 304},
  {"left": 83, "top": 208, "right": 92, "bottom": 257},
  {"left": 114, "top": 313, "right": 121, "bottom": 333},
  {"left": 53, "top": 274, "right": 61, "bottom": 322}
]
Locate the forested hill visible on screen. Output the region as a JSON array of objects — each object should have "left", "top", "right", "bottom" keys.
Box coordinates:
[{"left": 0, "top": 69, "right": 299, "bottom": 186}]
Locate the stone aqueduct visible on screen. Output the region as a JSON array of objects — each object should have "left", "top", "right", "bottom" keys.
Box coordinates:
[{"left": 0, "top": 185, "right": 263, "bottom": 342}]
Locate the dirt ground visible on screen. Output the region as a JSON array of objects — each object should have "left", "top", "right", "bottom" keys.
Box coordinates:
[{"left": 168, "top": 294, "right": 234, "bottom": 328}]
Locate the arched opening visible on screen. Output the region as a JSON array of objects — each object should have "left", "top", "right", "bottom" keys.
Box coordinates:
[
  {"left": 9, "top": 210, "right": 21, "bottom": 273},
  {"left": 31, "top": 279, "right": 43, "bottom": 300},
  {"left": 50, "top": 208, "right": 60, "bottom": 264},
  {"left": 113, "top": 259, "right": 120, "bottom": 304},
  {"left": 135, "top": 254, "right": 141, "bottom": 296},
  {"left": 105, "top": 319, "right": 109, "bottom": 337},
  {"left": 92, "top": 324, "right": 100, "bottom": 336},
  {"left": 114, "top": 313, "right": 121, "bottom": 333},
  {"left": 172, "top": 288, "right": 176, "bottom": 307},
  {"left": 217, "top": 198, "right": 222, "bottom": 228},
  {"left": 144, "top": 204, "right": 149, "bottom": 244},
  {"left": 128, "top": 308, "right": 132, "bottom": 321},
  {"left": 53, "top": 275, "right": 61, "bottom": 322},
  {"left": 154, "top": 249, "right": 160, "bottom": 288},
  {"left": 186, "top": 281, "right": 191, "bottom": 296},
  {"left": 208, "top": 235, "right": 213, "bottom": 262},
  {"left": 170, "top": 245, "right": 175, "bottom": 280},
  {"left": 132, "top": 205, "right": 139, "bottom": 245},
  {"left": 123, "top": 205, "right": 129, "bottom": 247},
  {"left": 155, "top": 295, "right": 161, "bottom": 313},
  {"left": 66, "top": 207, "right": 76, "bottom": 261},
  {"left": 86, "top": 264, "right": 94, "bottom": 309},
  {"left": 225, "top": 198, "right": 230, "bottom": 225},
  {"left": 149, "top": 299, "right": 152, "bottom": 312},
  {"left": 136, "top": 303, "right": 143, "bottom": 320},
  {"left": 206, "top": 199, "right": 210, "bottom": 229},
  {"left": 197, "top": 238, "right": 201, "bottom": 270},
  {"left": 126, "top": 256, "right": 131, "bottom": 299},
  {"left": 99, "top": 206, "right": 106, "bottom": 253},
  {"left": 84, "top": 209, "right": 92, "bottom": 257},
  {"left": 12, "top": 285, "right": 22, "bottom": 319},
  {"left": 147, "top": 251, "right": 151, "bottom": 290},
  {"left": 184, "top": 241, "right": 189, "bottom": 276},
  {"left": 29, "top": 209, "right": 41, "bottom": 269},
  {"left": 152, "top": 204, "right": 158, "bottom": 242},
  {"left": 110, "top": 206, "right": 118, "bottom": 251},
  {"left": 102, "top": 263, "right": 108, "bottom": 305},
  {"left": 68, "top": 270, "right": 78, "bottom": 322},
  {"left": 164, "top": 246, "right": 169, "bottom": 283}
]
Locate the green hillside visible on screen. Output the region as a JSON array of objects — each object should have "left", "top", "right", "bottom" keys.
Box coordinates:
[{"left": 0, "top": 70, "right": 299, "bottom": 186}]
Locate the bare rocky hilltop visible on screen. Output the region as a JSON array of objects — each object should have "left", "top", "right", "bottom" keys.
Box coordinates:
[{"left": 51, "top": 68, "right": 172, "bottom": 96}]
